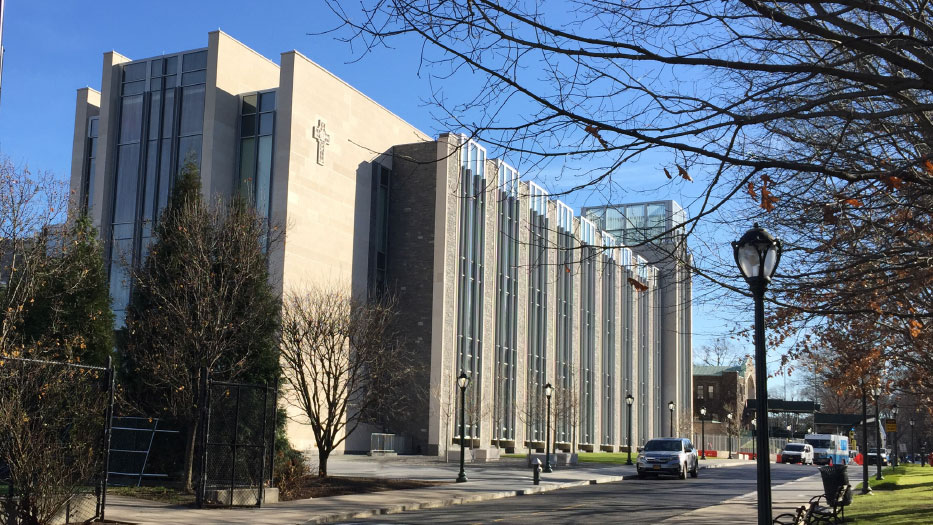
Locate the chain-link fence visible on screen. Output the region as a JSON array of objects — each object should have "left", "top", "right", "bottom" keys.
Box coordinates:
[
  {"left": 0, "top": 356, "right": 115, "bottom": 525},
  {"left": 692, "top": 431, "right": 789, "bottom": 457},
  {"left": 196, "top": 369, "right": 275, "bottom": 508}
]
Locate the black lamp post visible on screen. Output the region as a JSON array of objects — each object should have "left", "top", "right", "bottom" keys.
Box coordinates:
[
  {"left": 700, "top": 407, "right": 707, "bottom": 460},
  {"left": 861, "top": 384, "right": 872, "bottom": 495},
  {"left": 625, "top": 394, "right": 635, "bottom": 465},
  {"left": 544, "top": 383, "right": 554, "bottom": 473},
  {"left": 910, "top": 418, "right": 916, "bottom": 463},
  {"left": 874, "top": 388, "right": 884, "bottom": 481},
  {"left": 727, "top": 413, "right": 734, "bottom": 459},
  {"left": 892, "top": 404, "right": 899, "bottom": 468},
  {"left": 733, "top": 223, "right": 782, "bottom": 525},
  {"left": 669, "top": 401, "right": 676, "bottom": 437},
  {"left": 456, "top": 372, "right": 470, "bottom": 483}
]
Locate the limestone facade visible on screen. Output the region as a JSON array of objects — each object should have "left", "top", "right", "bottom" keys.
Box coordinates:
[{"left": 69, "top": 32, "right": 691, "bottom": 457}]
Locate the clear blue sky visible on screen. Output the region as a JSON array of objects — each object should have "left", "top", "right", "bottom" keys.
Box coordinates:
[{"left": 0, "top": 0, "right": 750, "bottom": 361}]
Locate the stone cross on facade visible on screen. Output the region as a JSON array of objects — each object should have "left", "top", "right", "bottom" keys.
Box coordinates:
[{"left": 312, "top": 119, "right": 330, "bottom": 166}]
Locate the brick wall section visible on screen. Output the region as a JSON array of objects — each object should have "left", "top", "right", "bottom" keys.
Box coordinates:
[{"left": 385, "top": 140, "right": 440, "bottom": 453}]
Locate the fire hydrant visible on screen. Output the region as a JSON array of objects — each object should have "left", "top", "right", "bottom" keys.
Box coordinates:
[{"left": 532, "top": 457, "right": 542, "bottom": 485}]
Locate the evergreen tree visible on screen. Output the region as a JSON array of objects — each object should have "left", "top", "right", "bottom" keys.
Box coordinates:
[
  {"left": 122, "top": 160, "right": 281, "bottom": 490},
  {"left": 19, "top": 215, "right": 114, "bottom": 365}
]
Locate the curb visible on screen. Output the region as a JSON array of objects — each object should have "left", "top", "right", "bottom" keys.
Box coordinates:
[{"left": 301, "top": 475, "right": 627, "bottom": 524}]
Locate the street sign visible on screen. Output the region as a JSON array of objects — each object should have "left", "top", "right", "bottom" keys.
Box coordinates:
[{"left": 885, "top": 419, "right": 897, "bottom": 432}]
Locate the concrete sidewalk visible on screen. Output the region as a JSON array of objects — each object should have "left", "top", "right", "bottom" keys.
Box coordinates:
[
  {"left": 103, "top": 455, "right": 752, "bottom": 525},
  {"left": 661, "top": 471, "right": 824, "bottom": 523}
]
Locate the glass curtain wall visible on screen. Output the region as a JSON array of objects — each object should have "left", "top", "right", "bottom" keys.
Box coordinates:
[
  {"left": 526, "top": 182, "right": 549, "bottom": 443},
  {"left": 456, "top": 138, "right": 487, "bottom": 439},
  {"left": 82, "top": 117, "right": 99, "bottom": 214},
  {"left": 493, "top": 162, "right": 519, "bottom": 443},
  {"left": 579, "top": 218, "right": 597, "bottom": 446},
  {"left": 238, "top": 90, "right": 276, "bottom": 222},
  {"left": 555, "top": 201, "right": 574, "bottom": 445},
  {"left": 108, "top": 50, "right": 207, "bottom": 326},
  {"left": 601, "top": 233, "right": 617, "bottom": 445}
]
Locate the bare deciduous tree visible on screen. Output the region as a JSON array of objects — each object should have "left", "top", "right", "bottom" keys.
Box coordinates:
[
  {"left": 279, "top": 286, "right": 418, "bottom": 477},
  {"left": 696, "top": 337, "right": 745, "bottom": 368},
  {"left": 0, "top": 358, "right": 108, "bottom": 525}
]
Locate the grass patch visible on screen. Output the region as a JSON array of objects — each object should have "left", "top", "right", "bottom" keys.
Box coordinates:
[
  {"left": 285, "top": 476, "right": 446, "bottom": 501},
  {"left": 577, "top": 452, "right": 638, "bottom": 463},
  {"left": 847, "top": 464, "right": 933, "bottom": 524},
  {"left": 108, "top": 485, "right": 195, "bottom": 506},
  {"left": 502, "top": 453, "right": 526, "bottom": 459}
]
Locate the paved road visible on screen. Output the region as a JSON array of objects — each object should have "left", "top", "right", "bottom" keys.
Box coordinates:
[{"left": 337, "top": 463, "right": 818, "bottom": 524}]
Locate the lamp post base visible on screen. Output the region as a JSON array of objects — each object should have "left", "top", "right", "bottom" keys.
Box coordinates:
[{"left": 456, "top": 472, "right": 468, "bottom": 483}]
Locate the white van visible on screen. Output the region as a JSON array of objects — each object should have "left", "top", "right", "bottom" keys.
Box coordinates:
[{"left": 781, "top": 442, "right": 814, "bottom": 464}]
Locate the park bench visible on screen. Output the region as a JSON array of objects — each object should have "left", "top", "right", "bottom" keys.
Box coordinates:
[{"left": 772, "top": 464, "right": 852, "bottom": 524}]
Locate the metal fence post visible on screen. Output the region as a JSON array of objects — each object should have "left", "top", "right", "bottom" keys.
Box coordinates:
[
  {"left": 269, "top": 377, "right": 278, "bottom": 488},
  {"left": 258, "top": 383, "right": 269, "bottom": 506},
  {"left": 99, "top": 356, "right": 116, "bottom": 522},
  {"left": 230, "top": 384, "right": 241, "bottom": 506},
  {"left": 196, "top": 367, "right": 210, "bottom": 508}
]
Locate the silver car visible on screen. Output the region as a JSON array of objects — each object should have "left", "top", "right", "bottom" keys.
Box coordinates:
[{"left": 636, "top": 438, "right": 699, "bottom": 479}]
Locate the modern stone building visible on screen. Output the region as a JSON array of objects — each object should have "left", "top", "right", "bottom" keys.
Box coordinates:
[
  {"left": 69, "top": 32, "right": 693, "bottom": 458},
  {"left": 581, "top": 201, "right": 694, "bottom": 439}
]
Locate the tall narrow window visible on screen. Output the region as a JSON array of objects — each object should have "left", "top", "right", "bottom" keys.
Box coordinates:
[
  {"left": 653, "top": 268, "right": 662, "bottom": 437},
  {"left": 555, "top": 201, "right": 574, "bottom": 445},
  {"left": 493, "top": 162, "right": 519, "bottom": 443},
  {"left": 526, "top": 182, "right": 548, "bottom": 443},
  {"left": 368, "top": 163, "right": 391, "bottom": 293},
  {"left": 455, "top": 138, "right": 486, "bottom": 439},
  {"left": 620, "top": 248, "right": 634, "bottom": 445},
  {"left": 637, "top": 257, "right": 650, "bottom": 444},
  {"left": 579, "top": 218, "right": 597, "bottom": 446},
  {"left": 238, "top": 90, "right": 276, "bottom": 221},
  {"left": 82, "top": 116, "right": 99, "bottom": 214},
  {"left": 601, "top": 233, "right": 617, "bottom": 445}
]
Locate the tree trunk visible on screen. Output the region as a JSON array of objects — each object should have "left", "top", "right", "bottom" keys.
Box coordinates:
[
  {"left": 183, "top": 423, "right": 197, "bottom": 492},
  {"left": 318, "top": 448, "right": 330, "bottom": 478}
]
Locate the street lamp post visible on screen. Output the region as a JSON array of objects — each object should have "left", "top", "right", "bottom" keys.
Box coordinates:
[
  {"left": 669, "top": 401, "right": 676, "bottom": 437},
  {"left": 626, "top": 394, "right": 635, "bottom": 465},
  {"left": 700, "top": 407, "right": 707, "bottom": 460},
  {"left": 733, "top": 223, "right": 782, "bottom": 525},
  {"left": 892, "top": 404, "right": 899, "bottom": 468},
  {"left": 910, "top": 418, "right": 916, "bottom": 463},
  {"left": 727, "top": 413, "right": 734, "bottom": 459},
  {"left": 786, "top": 424, "right": 792, "bottom": 438},
  {"left": 456, "top": 372, "right": 470, "bottom": 483},
  {"left": 875, "top": 388, "right": 884, "bottom": 481},
  {"left": 861, "top": 385, "right": 872, "bottom": 495},
  {"left": 544, "top": 383, "right": 554, "bottom": 473}
]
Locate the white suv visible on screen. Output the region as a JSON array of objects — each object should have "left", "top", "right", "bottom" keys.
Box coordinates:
[
  {"left": 636, "top": 438, "right": 699, "bottom": 479},
  {"left": 781, "top": 442, "right": 814, "bottom": 464}
]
